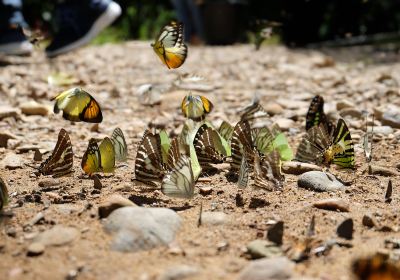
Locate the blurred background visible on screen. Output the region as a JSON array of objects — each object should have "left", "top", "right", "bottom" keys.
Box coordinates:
[{"left": 22, "top": 0, "right": 400, "bottom": 48}]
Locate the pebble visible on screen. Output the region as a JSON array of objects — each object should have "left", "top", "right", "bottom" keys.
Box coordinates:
[
  {"left": 336, "top": 100, "right": 354, "bottom": 111},
  {"left": 38, "top": 178, "right": 60, "bottom": 188},
  {"left": 282, "top": 162, "right": 322, "bottom": 175},
  {"left": 298, "top": 171, "right": 345, "bottom": 192},
  {"left": 337, "top": 218, "right": 353, "bottom": 240},
  {"left": 0, "top": 132, "right": 18, "bottom": 148},
  {"left": 381, "top": 111, "right": 400, "bottom": 128},
  {"left": 98, "top": 194, "right": 137, "bottom": 219},
  {"left": 246, "top": 240, "right": 283, "bottom": 259},
  {"left": 274, "top": 119, "right": 295, "bottom": 131},
  {"left": 157, "top": 265, "right": 199, "bottom": 280},
  {"left": 0, "top": 107, "right": 20, "bottom": 120},
  {"left": 33, "top": 225, "right": 79, "bottom": 246},
  {"left": 200, "top": 211, "right": 229, "bottom": 226},
  {"left": 264, "top": 103, "right": 284, "bottom": 115},
  {"left": 313, "top": 199, "right": 350, "bottom": 212},
  {"left": 371, "top": 126, "right": 393, "bottom": 135},
  {"left": 19, "top": 101, "right": 50, "bottom": 116},
  {"left": 238, "top": 257, "right": 293, "bottom": 280},
  {"left": 368, "top": 165, "right": 399, "bottom": 177},
  {"left": 267, "top": 221, "right": 284, "bottom": 245},
  {"left": 0, "top": 153, "right": 24, "bottom": 169},
  {"left": 199, "top": 186, "right": 213, "bottom": 196},
  {"left": 103, "top": 207, "right": 181, "bottom": 252},
  {"left": 27, "top": 242, "right": 45, "bottom": 257},
  {"left": 339, "top": 108, "right": 362, "bottom": 118}
]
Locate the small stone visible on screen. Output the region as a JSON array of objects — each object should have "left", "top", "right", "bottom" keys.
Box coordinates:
[
  {"left": 104, "top": 207, "right": 181, "bottom": 252},
  {"left": 274, "top": 119, "right": 294, "bottom": 131},
  {"left": 337, "top": 218, "right": 353, "bottom": 240},
  {"left": 339, "top": 108, "right": 362, "bottom": 118},
  {"left": 371, "top": 126, "right": 393, "bottom": 135},
  {"left": 201, "top": 211, "right": 229, "bottom": 226},
  {"left": 0, "top": 107, "right": 20, "bottom": 120},
  {"left": 336, "top": 100, "right": 354, "bottom": 111},
  {"left": 27, "top": 242, "right": 45, "bottom": 257},
  {"left": 378, "top": 225, "right": 395, "bottom": 232},
  {"left": 264, "top": 103, "right": 283, "bottom": 115},
  {"left": 281, "top": 161, "right": 322, "bottom": 175},
  {"left": 0, "top": 153, "right": 24, "bottom": 169},
  {"left": 246, "top": 240, "right": 283, "bottom": 259},
  {"left": 6, "top": 227, "right": 17, "bottom": 238},
  {"left": 33, "top": 225, "right": 79, "bottom": 246},
  {"left": 199, "top": 186, "right": 213, "bottom": 196},
  {"left": 20, "top": 101, "right": 50, "bottom": 116},
  {"left": 25, "top": 212, "right": 45, "bottom": 227},
  {"left": 298, "top": 171, "right": 345, "bottom": 192},
  {"left": 0, "top": 132, "right": 18, "bottom": 148},
  {"left": 313, "top": 198, "right": 350, "bottom": 212},
  {"left": 249, "top": 197, "right": 270, "bottom": 209},
  {"left": 158, "top": 265, "right": 199, "bottom": 280},
  {"left": 33, "top": 149, "right": 42, "bottom": 161},
  {"left": 362, "top": 214, "right": 377, "bottom": 228},
  {"left": 267, "top": 221, "right": 284, "bottom": 245},
  {"left": 368, "top": 165, "right": 399, "bottom": 177},
  {"left": 98, "top": 194, "right": 137, "bottom": 218},
  {"left": 238, "top": 257, "right": 293, "bottom": 280},
  {"left": 381, "top": 111, "right": 400, "bottom": 129},
  {"left": 235, "top": 192, "right": 245, "bottom": 207},
  {"left": 38, "top": 178, "right": 60, "bottom": 188}
]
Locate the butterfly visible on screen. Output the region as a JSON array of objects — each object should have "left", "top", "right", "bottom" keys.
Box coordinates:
[
  {"left": 37, "top": 128, "right": 74, "bottom": 178},
  {"left": 161, "top": 155, "right": 195, "bottom": 199},
  {"left": 111, "top": 128, "right": 128, "bottom": 162},
  {"left": 230, "top": 120, "right": 253, "bottom": 171},
  {"left": 306, "top": 95, "right": 335, "bottom": 134},
  {"left": 193, "top": 124, "right": 225, "bottom": 169},
  {"left": 352, "top": 254, "right": 400, "bottom": 280},
  {"left": 52, "top": 87, "right": 103, "bottom": 123},
  {"left": 151, "top": 21, "right": 188, "bottom": 69},
  {"left": 0, "top": 177, "right": 9, "bottom": 211},
  {"left": 218, "top": 121, "right": 234, "bottom": 143},
  {"left": 181, "top": 93, "right": 213, "bottom": 121},
  {"left": 239, "top": 97, "right": 269, "bottom": 127},
  {"left": 253, "top": 150, "right": 285, "bottom": 190},
  {"left": 134, "top": 130, "right": 166, "bottom": 187},
  {"left": 296, "top": 118, "right": 355, "bottom": 169},
  {"left": 158, "top": 130, "right": 182, "bottom": 171},
  {"left": 81, "top": 137, "right": 115, "bottom": 175},
  {"left": 237, "top": 152, "right": 250, "bottom": 188}
]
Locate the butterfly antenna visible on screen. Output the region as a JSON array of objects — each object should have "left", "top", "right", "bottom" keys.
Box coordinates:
[{"left": 25, "top": 163, "right": 40, "bottom": 170}]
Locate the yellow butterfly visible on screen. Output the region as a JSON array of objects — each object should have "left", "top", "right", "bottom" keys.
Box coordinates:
[
  {"left": 151, "top": 21, "right": 188, "bottom": 69},
  {"left": 181, "top": 93, "right": 213, "bottom": 121},
  {"left": 81, "top": 137, "right": 115, "bottom": 175},
  {"left": 52, "top": 87, "right": 103, "bottom": 123}
]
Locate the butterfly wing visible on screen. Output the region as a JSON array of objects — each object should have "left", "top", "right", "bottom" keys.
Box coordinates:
[
  {"left": 181, "top": 94, "right": 212, "bottom": 121},
  {"left": 352, "top": 254, "right": 400, "bottom": 280},
  {"left": 0, "top": 177, "right": 9, "bottom": 211},
  {"left": 99, "top": 137, "right": 116, "bottom": 173},
  {"left": 52, "top": 87, "right": 102, "bottom": 123},
  {"left": 218, "top": 121, "right": 234, "bottom": 142},
  {"left": 152, "top": 22, "right": 187, "bottom": 69},
  {"left": 194, "top": 125, "right": 224, "bottom": 167},
  {"left": 270, "top": 124, "right": 294, "bottom": 161},
  {"left": 39, "top": 128, "right": 74, "bottom": 177},
  {"left": 81, "top": 139, "right": 101, "bottom": 175},
  {"left": 161, "top": 155, "right": 195, "bottom": 199},
  {"left": 237, "top": 154, "right": 250, "bottom": 188},
  {"left": 254, "top": 127, "right": 274, "bottom": 155},
  {"left": 111, "top": 128, "right": 128, "bottom": 162},
  {"left": 331, "top": 118, "right": 355, "bottom": 169}
]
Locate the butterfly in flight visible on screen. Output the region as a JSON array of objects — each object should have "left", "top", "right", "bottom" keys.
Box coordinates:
[
  {"left": 52, "top": 87, "right": 103, "bottom": 123},
  {"left": 352, "top": 253, "right": 400, "bottom": 280},
  {"left": 81, "top": 137, "right": 115, "bottom": 175},
  {"left": 36, "top": 128, "right": 74, "bottom": 178},
  {"left": 296, "top": 118, "right": 355, "bottom": 169},
  {"left": 161, "top": 155, "right": 195, "bottom": 199},
  {"left": 110, "top": 128, "right": 128, "bottom": 162},
  {"left": 306, "top": 95, "right": 335, "bottom": 135},
  {"left": 151, "top": 21, "right": 188, "bottom": 69},
  {"left": 181, "top": 93, "right": 213, "bottom": 121},
  {"left": 0, "top": 177, "right": 9, "bottom": 211}
]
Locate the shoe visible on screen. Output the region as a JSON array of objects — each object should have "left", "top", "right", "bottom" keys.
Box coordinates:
[
  {"left": 45, "top": 0, "right": 121, "bottom": 58},
  {"left": 0, "top": 27, "right": 33, "bottom": 55}
]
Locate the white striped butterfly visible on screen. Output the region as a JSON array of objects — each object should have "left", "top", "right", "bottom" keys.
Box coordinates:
[
  {"left": 253, "top": 150, "right": 284, "bottom": 190},
  {"left": 295, "top": 118, "right": 355, "bottom": 169},
  {"left": 161, "top": 155, "right": 195, "bottom": 199},
  {"left": 52, "top": 87, "right": 103, "bottom": 123},
  {"left": 37, "top": 128, "right": 74, "bottom": 178},
  {"left": 193, "top": 124, "right": 225, "bottom": 169},
  {"left": 111, "top": 128, "right": 128, "bottom": 162},
  {"left": 151, "top": 21, "right": 188, "bottom": 69},
  {"left": 81, "top": 137, "right": 115, "bottom": 175},
  {"left": 237, "top": 152, "right": 250, "bottom": 188}
]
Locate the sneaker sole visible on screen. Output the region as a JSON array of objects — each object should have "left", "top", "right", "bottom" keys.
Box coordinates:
[
  {"left": 0, "top": 40, "right": 33, "bottom": 55},
  {"left": 46, "top": 1, "right": 121, "bottom": 58}
]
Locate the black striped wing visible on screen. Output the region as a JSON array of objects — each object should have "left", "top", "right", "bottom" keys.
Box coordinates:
[
  {"left": 111, "top": 127, "right": 128, "bottom": 162},
  {"left": 193, "top": 125, "right": 224, "bottom": 167},
  {"left": 38, "top": 128, "right": 74, "bottom": 178},
  {"left": 331, "top": 118, "right": 355, "bottom": 169},
  {"left": 237, "top": 153, "right": 250, "bottom": 188},
  {"left": 253, "top": 150, "right": 284, "bottom": 190},
  {"left": 218, "top": 121, "right": 234, "bottom": 142},
  {"left": 134, "top": 130, "right": 165, "bottom": 187},
  {"left": 167, "top": 137, "right": 182, "bottom": 170},
  {"left": 231, "top": 120, "right": 253, "bottom": 171},
  {"left": 305, "top": 95, "right": 335, "bottom": 134}
]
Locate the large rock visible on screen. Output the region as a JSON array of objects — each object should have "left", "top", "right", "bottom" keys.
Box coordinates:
[
  {"left": 238, "top": 257, "right": 294, "bottom": 280},
  {"left": 103, "top": 207, "right": 181, "bottom": 252},
  {"left": 298, "top": 171, "right": 345, "bottom": 192}
]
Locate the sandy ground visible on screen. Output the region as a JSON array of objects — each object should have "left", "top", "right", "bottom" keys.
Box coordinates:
[{"left": 0, "top": 41, "right": 399, "bottom": 280}]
